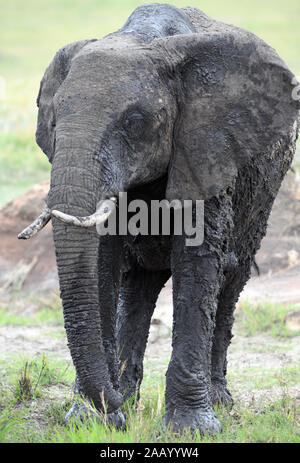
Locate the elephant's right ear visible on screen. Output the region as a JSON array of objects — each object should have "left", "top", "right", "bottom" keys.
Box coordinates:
[{"left": 36, "top": 39, "right": 97, "bottom": 162}]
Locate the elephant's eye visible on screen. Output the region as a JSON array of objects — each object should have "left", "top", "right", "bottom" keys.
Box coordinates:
[{"left": 123, "top": 111, "right": 147, "bottom": 139}]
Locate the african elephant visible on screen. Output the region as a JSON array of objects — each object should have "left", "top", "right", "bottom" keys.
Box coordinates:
[{"left": 19, "top": 4, "right": 299, "bottom": 434}]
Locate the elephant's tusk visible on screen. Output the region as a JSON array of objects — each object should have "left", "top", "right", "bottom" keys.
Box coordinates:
[
  {"left": 51, "top": 197, "right": 117, "bottom": 228},
  {"left": 18, "top": 207, "right": 51, "bottom": 239}
]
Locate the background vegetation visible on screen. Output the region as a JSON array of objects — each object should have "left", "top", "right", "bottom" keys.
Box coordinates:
[{"left": 1, "top": 0, "right": 300, "bottom": 206}]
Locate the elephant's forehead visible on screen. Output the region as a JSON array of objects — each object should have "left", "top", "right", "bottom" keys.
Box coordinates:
[
  {"left": 71, "top": 52, "right": 152, "bottom": 81},
  {"left": 73, "top": 35, "right": 153, "bottom": 74},
  {"left": 61, "top": 64, "right": 161, "bottom": 109},
  {"left": 69, "top": 49, "right": 156, "bottom": 93},
  {"left": 55, "top": 58, "right": 165, "bottom": 124},
  {"left": 55, "top": 36, "right": 166, "bottom": 120},
  {"left": 59, "top": 45, "right": 163, "bottom": 110}
]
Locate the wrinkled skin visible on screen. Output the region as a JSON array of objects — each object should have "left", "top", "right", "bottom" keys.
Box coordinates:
[{"left": 31, "top": 4, "right": 299, "bottom": 434}]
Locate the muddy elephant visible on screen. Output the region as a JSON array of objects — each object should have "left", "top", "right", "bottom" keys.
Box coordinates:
[{"left": 19, "top": 4, "right": 299, "bottom": 434}]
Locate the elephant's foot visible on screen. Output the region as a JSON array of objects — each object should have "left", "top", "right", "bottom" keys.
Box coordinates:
[
  {"left": 211, "top": 379, "right": 234, "bottom": 409},
  {"left": 64, "top": 399, "right": 126, "bottom": 430},
  {"left": 107, "top": 408, "right": 127, "bottom": 429},
  {"left": 163, "top": 405, "right": 222, "bottom": 436}
]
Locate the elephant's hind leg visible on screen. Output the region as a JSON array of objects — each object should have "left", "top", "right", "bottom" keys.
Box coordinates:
[
  {"left": 211, "top": 259, "right": 252, "bottom": 407},
  {"left": 117, "top": 266, "right": 171, "bottom": 403}
]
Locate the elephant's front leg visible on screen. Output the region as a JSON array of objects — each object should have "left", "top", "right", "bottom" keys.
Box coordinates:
[{"left": 164, "top": 236, "right": 224, "bottom": 435}]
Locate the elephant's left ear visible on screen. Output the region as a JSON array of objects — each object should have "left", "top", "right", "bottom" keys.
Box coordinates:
[
  {"left": 155, "top": 31, "right": 300, "bottom": 201},
  {"left": 36, "top": 39, "right": 97, "bottom": 162}
]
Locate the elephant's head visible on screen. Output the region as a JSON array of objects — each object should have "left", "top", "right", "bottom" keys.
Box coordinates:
[{"left": 18, "top": 5, "right": 299, "bottom": 413}]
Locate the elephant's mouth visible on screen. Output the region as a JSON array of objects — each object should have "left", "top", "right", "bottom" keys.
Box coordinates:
[{"left": 18, "top": 196, "right": 117, "bottom": 239}]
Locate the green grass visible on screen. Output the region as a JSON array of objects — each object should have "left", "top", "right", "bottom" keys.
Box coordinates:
[
  {"left": 228, "top": 365, "right": 300, "bottom": 390},
  {"left": 49, "top": 397, "right": 299, "bottom": 443},
  {"left": 0, "top": 406, "right": 30, "bottom": 442},
  {"left": 0, "top": 306, "right": 63, "bottom": 327},
  {"left": 0, "top": 307, "right": 63, "bottom": 326},
  {"left": 0, "top": 354, "right": 299, "bottom": 443},
  {"left": 0, "top": 354, "right": 74, "bottom": 407},
  {"left": 0, "top": 132, "right": 50, "bottom": 205},
  {"left": 0, "top": 292, "right": 63, "bottom": 326},
  {"left": 235, "top": 301, "right": 300, "bottom": 338},
  {"left": 0, "top": 0, "right": 300, "bottom": 206},
  {"left": 239, "top": 342, "right": 290, "bottom": 353},
  {"left": 0, "top": 299, "right": 298, "bottom": 442}
]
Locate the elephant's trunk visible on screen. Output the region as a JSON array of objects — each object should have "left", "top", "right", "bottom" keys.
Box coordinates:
[{"left": 48, "top": 149, "right": 123, "bottom": 413}]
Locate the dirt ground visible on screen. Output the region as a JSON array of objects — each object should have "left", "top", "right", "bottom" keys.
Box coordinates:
[{"left": 1, "top": 278, "right": 299, "bottom": 408}]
